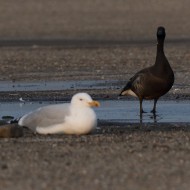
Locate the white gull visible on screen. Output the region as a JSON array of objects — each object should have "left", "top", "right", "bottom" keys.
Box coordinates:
[{"left": 18, "top": 93, "right": 100, "bottom": 135}]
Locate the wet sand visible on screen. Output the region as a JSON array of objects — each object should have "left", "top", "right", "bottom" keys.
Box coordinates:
[
  {"left": 0, "top": 42, "right": 189, "bottom": 101},
  {"left": 1, "top": 1, "right": 190, "bottom": 190},
  {"left": 1, "top": 44, "right": 190, "bottom": 190}
]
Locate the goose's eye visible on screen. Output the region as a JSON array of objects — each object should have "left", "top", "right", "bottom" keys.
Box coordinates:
[{"left": 79, "top": 98, "right": 83, "bottom": 101}]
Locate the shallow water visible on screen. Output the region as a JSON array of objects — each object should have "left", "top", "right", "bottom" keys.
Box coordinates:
[
  {"left": 0, "top": 80, "right": 123, "bottom": 91},
  {"left": 0, "top": 100, "right": 189, "bottom": 123}
]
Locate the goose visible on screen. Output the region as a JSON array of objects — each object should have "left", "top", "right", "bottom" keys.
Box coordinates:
[{"left": 120, "top": 26, "right": 174, "bottom": 114}]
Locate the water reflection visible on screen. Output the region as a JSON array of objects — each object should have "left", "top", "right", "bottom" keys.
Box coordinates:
[
  {"left": 0, "top": 100, "right": 189, "bottom": 124},
  {"left": 139, "top": 112, "right": 161, "bottom": 124}
]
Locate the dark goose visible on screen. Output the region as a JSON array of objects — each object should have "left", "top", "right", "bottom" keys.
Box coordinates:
[{"left": 120, "top": 26, "right": 174, "bottom": 114}]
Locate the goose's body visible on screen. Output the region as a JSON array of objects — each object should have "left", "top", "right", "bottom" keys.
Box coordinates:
[
  {"left": 120, "top": 27, "right": 174, "bottom": 114},
  {"left": 18, "top": 93, "right": 100, "bottom": 135}
]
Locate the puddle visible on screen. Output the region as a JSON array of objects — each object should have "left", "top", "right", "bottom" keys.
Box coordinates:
[
  {"left": 96, "top": 100, "right": 190, "bottom": 123},
  {"left": 0, "top": 100, "right": 189, "bottom": 123},
  {"left": 0, "top": 80, "right": 124, "bottom": 92}
]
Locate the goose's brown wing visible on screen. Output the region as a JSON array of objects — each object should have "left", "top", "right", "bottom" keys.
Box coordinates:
[{"left": 131, "top": 69, "right": 173, "bottom": 99}]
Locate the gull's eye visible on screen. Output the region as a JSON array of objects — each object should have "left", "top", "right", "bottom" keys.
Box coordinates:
[{"left": 79, "top": 98, "right": 83, "bottom": 101}]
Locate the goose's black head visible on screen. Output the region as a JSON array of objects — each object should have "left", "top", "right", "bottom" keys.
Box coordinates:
[{"left": 157, "top": 26, "right": 166, "bottom": 41}]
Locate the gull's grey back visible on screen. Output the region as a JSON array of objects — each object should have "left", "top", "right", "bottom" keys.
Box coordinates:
[{"left": 19, "top": 103, "right": 70, "bottom": 130}]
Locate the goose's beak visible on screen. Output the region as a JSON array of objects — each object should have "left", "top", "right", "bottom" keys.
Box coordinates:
[{"left": 88, "top": 101, "right": 100, "bottom": 107}]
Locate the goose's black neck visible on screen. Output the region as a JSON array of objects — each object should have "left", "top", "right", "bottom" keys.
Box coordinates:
[{"left": 157, "top": 40, "right": 164, "bottom": 53}]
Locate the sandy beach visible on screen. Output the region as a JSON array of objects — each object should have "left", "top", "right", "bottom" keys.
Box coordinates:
[{"left": 1, "top": 1, "right": 190, "bottom": 190}]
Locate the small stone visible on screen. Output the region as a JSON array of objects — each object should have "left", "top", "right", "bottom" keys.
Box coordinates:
[
  {"left": 2, "top": 115, "right": 14, "bottom": 120},
  {"left": 0, "top": 124, "right": 23, "bottom": 138},
  {"left": 1, "top": 164, "right": 8, "bottom": 170}
]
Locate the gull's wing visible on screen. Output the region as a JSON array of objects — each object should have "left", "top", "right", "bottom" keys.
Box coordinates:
[{"left": 18, "top": 103, "right": 70, "bottom": 131}]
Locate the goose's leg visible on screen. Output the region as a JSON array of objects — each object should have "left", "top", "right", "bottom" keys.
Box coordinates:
[
  {"left": 139, "top": 98, "right": 147, "bottom": 123},
  {"left": 151, "top": 99, "right": 158, "bottom": 113},
  {"left": 140, "top": 98, "right": 142, "bottom": 115},
  {"left": 139, "top": 98, "right": 143, "bottom": 122},
  {"left": 139, "top": 98, "right": 145, "bottom": 114}
]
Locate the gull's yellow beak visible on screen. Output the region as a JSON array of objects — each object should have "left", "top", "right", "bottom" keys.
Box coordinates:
[{"left": 88, "top": 100, "right": 100, "bottom": 107}]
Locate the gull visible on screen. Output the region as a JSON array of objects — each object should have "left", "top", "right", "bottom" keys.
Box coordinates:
[{"left": 18, "top": 93, "right": 100, "bottom": 135}]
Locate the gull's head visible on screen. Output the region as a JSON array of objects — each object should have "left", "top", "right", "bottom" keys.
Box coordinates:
[{"left": 71, "top": 93, "right": 100, "bottom": 108}]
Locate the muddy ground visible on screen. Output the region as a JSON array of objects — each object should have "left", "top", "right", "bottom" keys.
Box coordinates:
[
  {"left": 0, "top": 43, "right": 190, "bottom": 101},
  {"left": 1, "top": 43, "right": 190, "bottom": 190},
  {"left": 1, "top": 0, "right": 190, "bottom": 190}
]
